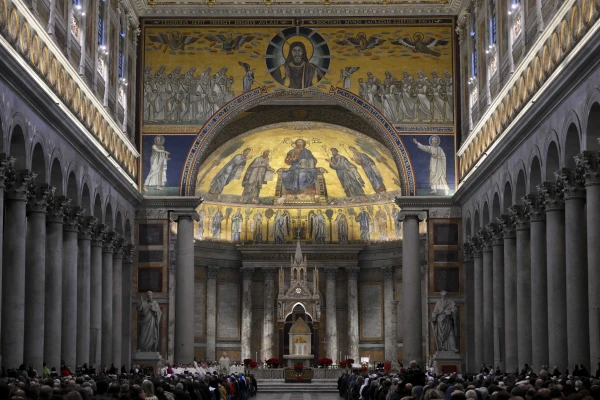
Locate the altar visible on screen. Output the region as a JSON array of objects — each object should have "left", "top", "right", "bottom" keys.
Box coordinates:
[{"left": 277, "top": 242, "right": 321, "bottom": 367}]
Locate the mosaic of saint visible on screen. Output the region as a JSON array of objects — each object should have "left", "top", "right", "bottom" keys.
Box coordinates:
[
  {"left": 141, "top": 18, "right": 455, "bottom": 134},
  {"left": 195, "top": 122, "right": 402, "bottom": 206}
]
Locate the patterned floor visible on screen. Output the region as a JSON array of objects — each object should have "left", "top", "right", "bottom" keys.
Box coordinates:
[{"left": 256, "top": 394, "right": 342, "bottom": 400}]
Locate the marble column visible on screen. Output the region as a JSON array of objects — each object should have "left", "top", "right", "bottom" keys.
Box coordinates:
[
  {"left": 400, "top": 211, "right": 426, "bottom": 365},
  {"left": 89, "top": 224, "right": 106, "bottom": 371},
  {"left": 346, "top": 267, "right": 359, "bottom": 362},
  {"left": 324, "top": 267, "right": 338, "bottom": 361},
  {"left": 498, "top": 214, "right": 517, "bottom": 373},
  {"left": 489, "top": 223, "right": 504, "bottom": 371},
  {"left": 121, "top": 244, "right": 134, "bottom": 369},
  {"left": 479, "top": 228, "right": 494, "bottom": 367},
  {"left": 263, "top": 268, "right": 276, "bottom": 360},
  {"left": 390, "top": 299, "right": 399, "bottom": 363},
  {"left": 462, "top": 242, "right": 476, "bottom": 372},
  {"left": 76, "top": 216, "right": 96, "bottom": 367},
  {"left": 206, "top": 266, "right": 218, "bottom": 361},
  {"left": 112, "top": 237, "right": 125, "bottom": 368},
  {"left": 241, "top": 268, "right": 254, "bottom": 360},
  {"left": 538, "top": 182, "right": 567, "bottom": 370},
  {"left": 522, "top": 194, "right": 548, "bottom": 369},
  {"left": 556, "top": 168, "right": 590, "bottom": 368},
  {"left": 510, "top": 205, "right": 533, "bottom": 370},
  {"left": 44, "top": 195, "right": 70, "bottom": 371},
  {"left": 101, "top": 231, "right": 116, "bottom": 368},
  {"left": 174, "top": 213, "right": 197, "bottom": 364},
  {"left": 0, "top": 155, "right": 14, "bottom": 362},
  {"left": 24, "top": 184, "right": 52, "bottom": 373},
  {"left": 383, "top": 266, "right": 395, "bottom": 362},
  {"left": 1, "top": 169, "right": 34, "bottom": 368},
  {"left": 471, "top": 235, "right": 484, "bottom": 368},
  {"left": 576, "top": 152, "right": 600, "bottom": 369},
  {"left": 62, "top": 205, "right": 83, "bottom": 369}
]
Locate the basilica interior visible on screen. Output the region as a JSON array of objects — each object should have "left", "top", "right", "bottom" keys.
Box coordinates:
[{"left": 0, "top": 0, "right": 598, "bottom": 382}]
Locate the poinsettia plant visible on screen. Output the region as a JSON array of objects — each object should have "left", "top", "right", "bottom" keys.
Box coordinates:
[
  {"left": 294, "top": 363, "right": 304, "bottom": 371},
  {"left": 243, "top": 358, "right": 252, "bottom": 367},
  {"left": 318, "top": 357, "right": 333, "bottom": 367},
  {"left": 266, "top": 358, "right": 281, "bottom": 368},
  {"left": 340, "top": 361, "right": 348, "bottom": 368},
  {"left": 249, "top": 361, "right": 258, "bottom": 369},
  {"left": 345, "top": 358, "right": 355, "bottom": 365}
]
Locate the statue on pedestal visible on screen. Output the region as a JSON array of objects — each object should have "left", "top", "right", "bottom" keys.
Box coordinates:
[
  {"left": 429, "top": 291, "right": 459, "bottom": 352},
  {"left": 137, "top": 291, "right": 162, "bottom": 352}
]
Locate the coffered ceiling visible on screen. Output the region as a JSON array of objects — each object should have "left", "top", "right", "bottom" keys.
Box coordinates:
[{"left": 132, "top": 0, "right": 463, "bottom": 18}]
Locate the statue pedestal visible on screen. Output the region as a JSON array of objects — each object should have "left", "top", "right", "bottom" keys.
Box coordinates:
[
  {"left": 133, "top": 351, "right": 162, "bottom": 374},
  {"left": 283, "top": 354, "right": 314, "bottom": 368},
  {"left": 432, "top": 351, "right": 461, "bottom": 374}
]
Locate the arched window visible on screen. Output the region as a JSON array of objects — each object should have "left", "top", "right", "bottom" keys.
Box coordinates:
[
  {"left": 471, "top": 17, "right": 477, "bottom": 78},
  {"left": 490, "top": 0, "right": 497, "bottom": 45},
  {"left": 98, "top": 0, "right": 106, "bottom": 47},
  {"left": 118, "top": 23, "right": 125, "bottom": 79}
]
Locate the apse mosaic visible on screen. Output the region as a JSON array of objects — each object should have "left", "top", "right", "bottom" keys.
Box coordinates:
[
  {"left": 139, "top": 18, "right": 458, "bottom": 198},
  {"left": 191, "top": 122, "right": 402, "bottom": 244}
]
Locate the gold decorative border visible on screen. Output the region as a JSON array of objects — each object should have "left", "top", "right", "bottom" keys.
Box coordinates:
[{"left": 458, "top": 1, "right": 599, "bottom": 179}]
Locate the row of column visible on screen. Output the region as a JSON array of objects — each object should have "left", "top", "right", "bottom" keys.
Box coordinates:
[
  {"left": 236, "top": 264, "right": 400, "bottom": 364},
  {"left": 0, "top": 153, "right": 134, "bottom": 373},
  {"left": 463, "top": 151, "right": 600, "bottom": 372}
]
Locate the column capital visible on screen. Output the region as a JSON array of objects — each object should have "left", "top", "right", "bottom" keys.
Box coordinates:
[
  {"left": 486, "top": 222, "right": 503, "bottom": 245},
  {"left": 523, "top": 193, "right": 546, "bottom": 221},
  {"left": 470, "top": 236, "right": 483, "bottom": 258},
  {"left": 263, "top": 267, "right": 277, "bottom": 280},
  {"left": 398, "top": 211, "right": 427, "bottom": 222},
  {"left": 78, "top": 216, "right": 98, "bottom": 240},
  {"left": 555, "top": 167, "right": 586, "bottom": 200},
  {"left": 462, "top": 241, "right": 474, "bottom": 262},
  {"left": 113, "top": 236, "right": 125, "bottom": 258},
  {"left": 497, "top": 214, "right": 516, "bottom": 238},
  {"left": 46, "top": 195, "right": 71, "bottom": 223},
  {"left": 324, "top": 267, "right": 338, "bottom": 280},
  {"left": 102, "top": 230, "right": 117, "bottom": 252},
  {"left": 123, "top": 243, "right": 135, "bottom": 263},
  {"left": 508, "top": 204, "right": 529, "bottom": 230},
  {"left": 171, "top": 211, "right": 199, "bottom": 222},
  {"left": 63, "top": 206, "right": 84, "bottom": 232},
  {"left": 382, "top": 266, "right": 394, "bottom": 279},
  {"left": 575, "top": 151, "right": 600, "bottom": 186},
  {"left": 476, "top": 228, "right": 493, "bottom": 252},
  {"left": 27, "top": 183, "right": 53, "bottom": 213},
  {"left": 345, "top": 266, "right": 359, "bottom": 280},
  {"left": 207, "top": 266, "right": 219, "bottom": 279},
  {"left": 241, "top": 268, "right": 254, "bottom": 280},
  {"left": 0, "top": 153, "right": 16, "bottom": 189},
  {"left": 537, "top": 181, "right": 564, "bottom": 211},
  {"left": 92, "top": 223, "right": 108, "bottom": 247},
  {"left": 5, "top": 169, "right": 36, "bottom": 201}
]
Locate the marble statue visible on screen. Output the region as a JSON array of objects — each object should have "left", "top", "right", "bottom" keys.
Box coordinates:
[
  {"left": 429, "top": 291, "right": 459, "bottom": 352},
  {"left": 219, "top": 352, "right": 231, "bottom": 371},
  {"left": 137, "top": 291, "right": 162, "bottom": 352}
]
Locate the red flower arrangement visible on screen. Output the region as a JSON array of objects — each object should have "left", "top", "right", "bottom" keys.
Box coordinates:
[
  {"left": 345, "top": 358, "right": 355, "bottom": 365},
  {"left": 243, "top": 358, "right": 252, "bottom": 367},
  {"left": 318, "top": 357, "right": 333, "bottom": 367},
  {"left": 294, "top": 363, "right": 304, "bottom": 371},
  {"left": 266, "top": 358, "right": 281, "bottom": 368},
  {"left": 340, "top": 361, "right": 348, "bottom": 369},
  {"left": 249, "top": 361, "right": 258, "bottom": 369}
]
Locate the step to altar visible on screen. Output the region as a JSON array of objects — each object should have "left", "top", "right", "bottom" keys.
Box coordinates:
[{"left": 256, "top": 379, "right": 339, "bottom": 393}]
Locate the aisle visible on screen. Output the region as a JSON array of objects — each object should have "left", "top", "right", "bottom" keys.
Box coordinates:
[{"left": 256, "top": 394, "right": 343, "bottom": 400}]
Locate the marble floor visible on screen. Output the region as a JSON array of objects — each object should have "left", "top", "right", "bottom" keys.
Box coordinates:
[{"left": 256, "top": 394, "right": 342, "bottom": 400}]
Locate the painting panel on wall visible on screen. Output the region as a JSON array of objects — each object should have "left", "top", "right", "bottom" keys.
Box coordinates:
[
  {"left": 142, "top": 134, "right": 197, "bottom": 196},
  {"left": 401, "top": 134, "right": 456, "bottom": 196}
]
